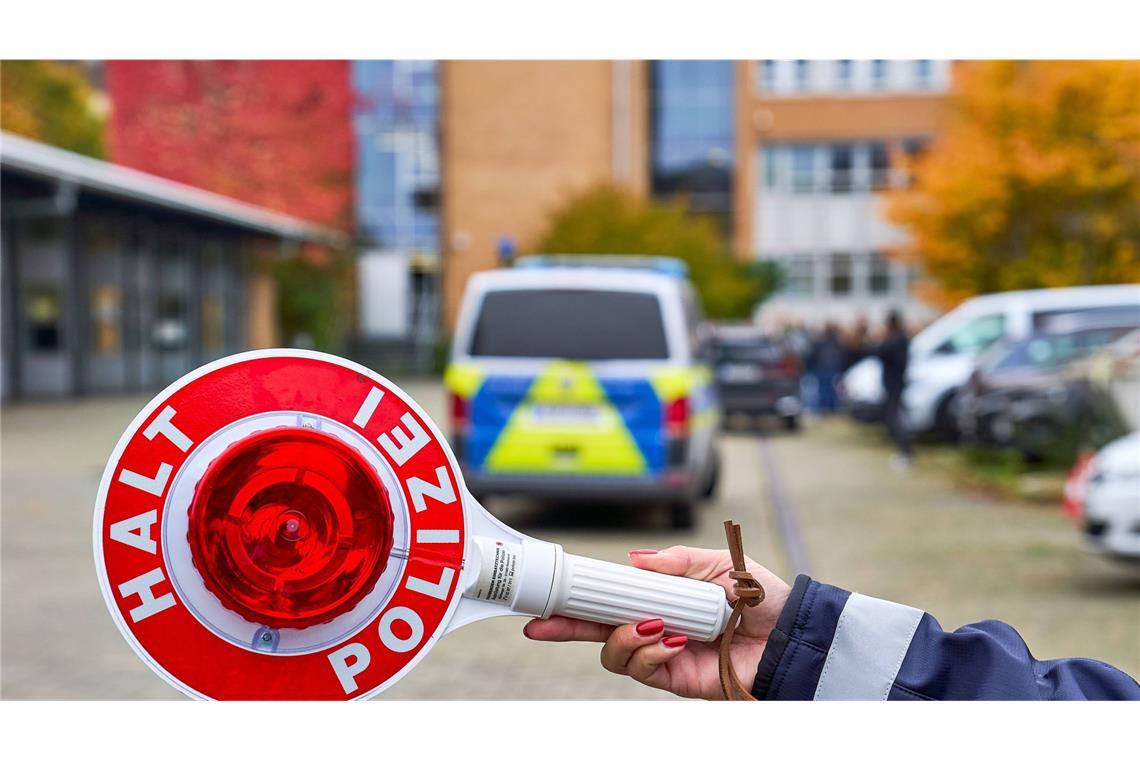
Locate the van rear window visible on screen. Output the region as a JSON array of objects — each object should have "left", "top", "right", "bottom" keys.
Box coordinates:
[{"left": 469, "top": 289, "right": 669, "bottom": 360}]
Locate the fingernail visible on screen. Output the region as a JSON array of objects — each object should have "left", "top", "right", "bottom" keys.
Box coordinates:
[
  {"left": 629, "top": 549, "right": 658, "bottom": 556},
  {"left": 662, "top": 635, "right": 688, "bottom": 648},
  {"left": 522, "top": 623, "right": 534, "bottom": 639},
  {"left": 636, "top": 618, "right": 664, "bottom": 636}
]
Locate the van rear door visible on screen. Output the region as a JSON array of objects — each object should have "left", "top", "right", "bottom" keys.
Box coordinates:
[{"left": 461, "top": 288, "right": 672, "bottom": 476}]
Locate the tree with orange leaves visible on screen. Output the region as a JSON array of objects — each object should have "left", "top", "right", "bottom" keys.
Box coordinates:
[{"left": 887, "top": 61, "right": 1140, "bottom": 308}]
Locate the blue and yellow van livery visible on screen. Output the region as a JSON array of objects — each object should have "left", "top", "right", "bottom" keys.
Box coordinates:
[{"left": 445, "top": 259, "right": 720, "bottom": 528}]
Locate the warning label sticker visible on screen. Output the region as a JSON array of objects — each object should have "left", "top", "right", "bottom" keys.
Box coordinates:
[{"left": 472, "top": 538, "right": 520, "bottom": 604}]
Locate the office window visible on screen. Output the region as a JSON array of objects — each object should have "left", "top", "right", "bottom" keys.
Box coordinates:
[
  {"left": 353, "top": 60, "right": 440, "bottom": 251},
  {"left": 830, "top": 144, "right": 854, "bottom": 193},
  {"left": 26, "top": 286, "right": 62, "bottom": 351},
  {"left": 782, "top": 256, "right": 814, "bottom": 295},
  {"left": 834, "top": 60, "right": 853, "bottom": 90},
  {"left": 651, "top": 61, "right": 735, "bottom": 232},
  {"left": 759, "top": 60, "right": 777, "bottom": 92},
  {"left": 794, "top": 60, "right": 811, "bottom": 91},
  {"left": 790, "top": 146, "right": 816, "bottom": 193},
  {"left": 761, "top": 146, "right": 780, "bottom": 188},
  {"left": 871, "top": 60, "right": 888, "bottom": 90},
  {"left": 914, "top": 60, "right": 933, "bottom": 89},
  {"left": 869, "top": 252, "right": 892, "bottom": 294},
  {"left": 869, "top": 142, "right": 891, "bottom": 190},
  {"left": 830, "top": 253, "right": 853, "bottom": 295}
]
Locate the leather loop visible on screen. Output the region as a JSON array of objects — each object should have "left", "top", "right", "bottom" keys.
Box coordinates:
[{"left": 719, "top": 520, "right": 764, "bottom": 700}]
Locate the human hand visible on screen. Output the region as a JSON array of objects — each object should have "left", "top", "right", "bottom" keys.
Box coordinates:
[{"left": 523, "top": 546, "right": 790, "bottom": 700}]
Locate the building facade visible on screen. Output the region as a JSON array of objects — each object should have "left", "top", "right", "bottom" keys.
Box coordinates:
[
  {"left": 743, "top": 59, "right": 951, "bottom": 328},
  {"left": 97, "top": 60, "right": 953, "bottom": 348},
  {"left": 352, "top": 61, "right": 442, "bottom": 367},
  {"left": 105, "top": 61, "right": 355, "bottom": 231},
  {"left": 0, "top": 132, "right": 343, "bottom": 400},
  {"left": 438, "top": 60, "right": 649, "bottom": 329},
  {"left": 435, "top": 59, "right": 952, "bottom": 331}
]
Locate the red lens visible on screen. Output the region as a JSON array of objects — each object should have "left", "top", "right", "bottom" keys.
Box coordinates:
[{"left": 187, "top": 427, "right": 394, "bottom": 630}]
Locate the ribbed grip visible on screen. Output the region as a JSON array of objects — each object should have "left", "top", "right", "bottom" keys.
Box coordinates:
[{"left": 547, "top": 553, "right": 730, "bottom": 642}]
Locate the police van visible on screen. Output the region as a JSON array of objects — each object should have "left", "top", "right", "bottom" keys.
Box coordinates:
[{"left": 445, "top": 256, "right": 720, "bottom": 528}]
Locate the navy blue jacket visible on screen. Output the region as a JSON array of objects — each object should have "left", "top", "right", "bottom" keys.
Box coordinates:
[{"left": 752, "top": 575, "right": 1139, "bottom": 700}]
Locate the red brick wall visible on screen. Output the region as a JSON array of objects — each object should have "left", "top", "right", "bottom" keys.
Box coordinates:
[{"left": 105, "top": 61, "right": 354, "bottom": 229}]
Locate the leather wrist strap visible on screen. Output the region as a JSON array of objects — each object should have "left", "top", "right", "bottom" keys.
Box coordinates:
[{"left": 719, "top": 520, "right": 764, "bottom": 701}]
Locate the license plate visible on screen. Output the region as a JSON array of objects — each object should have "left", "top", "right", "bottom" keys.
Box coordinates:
[
  {"left": 529, "top": 404, "right": 602, "bottom": 424},
  {"left": 719, "top": 364, "right": 762, "bottom": 382}
]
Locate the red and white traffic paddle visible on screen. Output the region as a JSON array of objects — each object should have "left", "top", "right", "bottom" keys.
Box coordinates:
[{"left": 94, "top": 349, "right": 730, "bottom": 699}]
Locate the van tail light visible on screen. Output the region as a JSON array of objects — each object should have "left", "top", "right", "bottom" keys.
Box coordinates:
[
  {"left": 775, "top": 355, "right": 800, "bottom": 378},
  {"left": 1062, "top": 450, "right": 1096, "bottom": 521},
  {"left": 665, "top": 397, "right": 690, "bottom": 437},
  {"left": 449, "top": 392, "right": 469, "bottom": 431}
]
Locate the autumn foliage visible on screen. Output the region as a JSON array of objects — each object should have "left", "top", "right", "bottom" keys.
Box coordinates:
[
  {"left": 533, "top": 185, "right": 782, "bottom": 319},
  {"left": 105, "top": 61, "right": 354, "bottom": 229},
  {"left": 1, "top": 60, "right": 105, "bottom": 157},
  {"left": 887, "top": 61, "right": 1140, "bottom": 308}
]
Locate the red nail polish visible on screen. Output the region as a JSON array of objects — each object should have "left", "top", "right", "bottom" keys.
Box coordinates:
[
  {"left": 662, "top": 635, "right": 688, "bottom": 648},
  {"left": 628, "top": 549, "right": 658, "bottom": 556},
  {"left": 636, "top": 619, "right": 664, "bottom": 636}
]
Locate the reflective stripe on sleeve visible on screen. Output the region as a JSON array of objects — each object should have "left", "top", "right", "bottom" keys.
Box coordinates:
[{"left": 813, "top": 593, "right": 924, "bottom": 700}]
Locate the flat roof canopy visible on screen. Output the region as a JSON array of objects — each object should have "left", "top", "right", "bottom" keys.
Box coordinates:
[{"left": 1, "top": 131, "right": 347, "bottom": 247}]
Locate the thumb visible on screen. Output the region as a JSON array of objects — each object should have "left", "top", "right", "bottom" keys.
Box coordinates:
[{"left": 628, "top": 546, "right": 735, "bottom": 595}]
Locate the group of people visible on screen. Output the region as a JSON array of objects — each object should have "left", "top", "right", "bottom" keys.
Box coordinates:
[{"left": 786, "top": 310, "right": 914, "bottom": 469}]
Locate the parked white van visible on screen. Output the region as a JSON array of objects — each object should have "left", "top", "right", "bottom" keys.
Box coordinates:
[{"left": 840, "top": 285, "right": 1140, "bottom": 437}]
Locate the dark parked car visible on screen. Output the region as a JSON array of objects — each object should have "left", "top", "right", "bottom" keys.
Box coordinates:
[
  {"left": 710, "top": 326, "right": 802, "bottom": 430},
  {"left": 957, "top": 317, "right": 1139, "bottom": 462}
]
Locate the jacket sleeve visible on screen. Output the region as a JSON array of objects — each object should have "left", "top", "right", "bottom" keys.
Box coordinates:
[{"left": 751, "top": 575, "right": 1140, "bottom": 700}]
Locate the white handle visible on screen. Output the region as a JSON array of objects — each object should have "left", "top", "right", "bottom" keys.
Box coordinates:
[{"left": 545, "top": 553, "right": 731, "bottom": 642}]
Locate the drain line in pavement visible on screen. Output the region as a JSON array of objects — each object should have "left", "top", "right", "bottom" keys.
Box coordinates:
[{"left": 758, "top": 437, "right": 812, "bottom": 577}]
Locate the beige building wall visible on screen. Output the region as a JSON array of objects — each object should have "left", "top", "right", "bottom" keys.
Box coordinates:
[{"left": 439, "top": 60, "right": 648, "bottom": 330}]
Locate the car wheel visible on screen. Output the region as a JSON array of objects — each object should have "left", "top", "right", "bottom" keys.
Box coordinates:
[
  {"left": 669, "top": 501, "right": 695, "bottom": 530},
  {"left": 934, "top": 393, "right": 960, "bottom": 442},
  {"left": 783, "top": 414, "right": 800, "bottom": 431}
]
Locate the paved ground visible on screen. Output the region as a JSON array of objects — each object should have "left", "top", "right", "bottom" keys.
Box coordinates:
[{"left": 2, "top": 384, "right": 1137, "bottom": 699}]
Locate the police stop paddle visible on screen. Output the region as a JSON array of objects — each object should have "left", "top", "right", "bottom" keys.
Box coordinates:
[{"left": 95, "top": 349, "right": 731, "bottom": 699}]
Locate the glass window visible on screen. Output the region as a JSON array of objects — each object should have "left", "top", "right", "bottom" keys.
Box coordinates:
[
  {"left": 790, "top": 146, "right": 816, "bottom": 193},
  {"left": 834, "top": 60, "right": 853, "bottom": 90},
  {"left": 26, "top": 286, "right": 62, "bottom": 351},
  {"left": 869, "top": 252, "right": 892, "bottom": 294},
  {"left": 759, "top": 60, "right": 777, "bottom": 92},
  {"left": 871, "top": 60, "right": 888, "bottom": 89},
  {"left": 84, "top": 219, "right": 126, "bottom": 357},
  {"left": 651, "top": 61, "right": 735, "bottom": 231},
  {"left": 781, "top": 257, "right": 814, "bottom": 295},
  {"left": 914, "top": 60, "right": 933, "bottom": 89},
  {"left": 761, "top": 147, "right": 780, "bottom": 189},
  {"left": 937, "top": 314, "right": 1007, "bottom": 355},
  {"left": 469, "top": 290, "right": 669, "bottom": 360},
  {"left": 353, "top": 61, "right": 440, "bottom": 252},
  {"left": 830, "top": 144, "right": 853, "bottom": 193},
  {"left": 869, "top": 142, "right": 891, "bottom": 190},
  {"left": 794, "top": 60, "right": 811, "bottom": 90},
  {"left": 830, "top": 253, "right": 853, "bottom": 295}
]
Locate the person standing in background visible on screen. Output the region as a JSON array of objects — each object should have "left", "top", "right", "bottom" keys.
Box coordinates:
[
  {"left": 807, "top": 323, "right": 845, "bottom": 414},
  {"left": 870, "top": 310, "right": 912, "bottom": 470}
]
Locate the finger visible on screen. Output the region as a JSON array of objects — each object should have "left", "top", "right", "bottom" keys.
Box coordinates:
[
  {"left": 628, "top": 546, "right": 735, "bottom": 592},
  {"left": 523, "top": 616, "right": 613, "bottom": 643},
  {"left": 627, "top": 635, "right": 689, "bottom": 685},
  {"left": 600, "top": 619, "right": 666, "bottom": 674}
]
